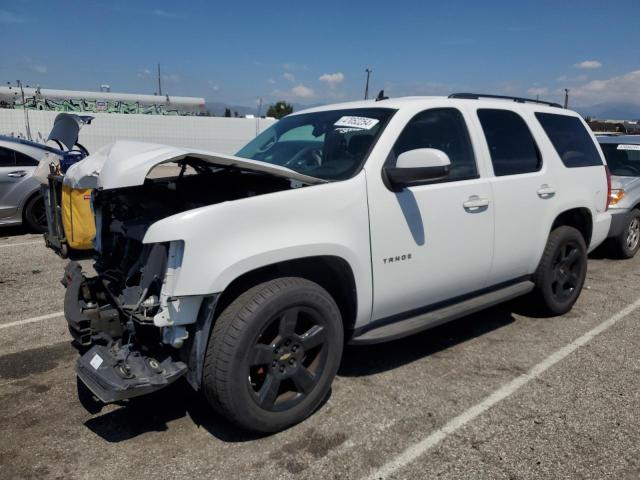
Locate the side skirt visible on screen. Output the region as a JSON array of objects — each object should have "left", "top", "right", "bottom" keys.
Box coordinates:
[{"left": 350, "top": 280, "right": 534, "bottom": 345}]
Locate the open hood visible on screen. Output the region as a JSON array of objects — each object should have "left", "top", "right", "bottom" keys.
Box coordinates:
[
  {"left": 47, "top": 113, "right": 94, "bottom": 151},
  {"left": 64, "top": 140, "right": 327, "bottom": 189}
]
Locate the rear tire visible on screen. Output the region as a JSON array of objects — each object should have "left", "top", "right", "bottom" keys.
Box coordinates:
[
  {"left": 202, "top": 277, "right": 343, "bottom": 433},
  {"left": 532, "top": 226, "right": 587, "bottom": 316},
  {"left": 610, "top": 209, "right": 640, "bottom": 259},
  {"left": 23, "top": 194, "right": 47, "bottom": 233}
]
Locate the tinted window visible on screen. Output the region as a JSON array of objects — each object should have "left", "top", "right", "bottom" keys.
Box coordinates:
[
  {"left": 0, "top": 147, "right": 16, "bottom": 167},
  {"left": 393, "top": 108, "right": 477, "bottom": 182},
  {"left": 599, "top": 143, "right": 640, "bottom": 176},
  {"left": 236, "top": 108, "right": 394, "bottom": 181},
  {"left": 478, "top": 109, "right": 541, "bottom": 176},
  {"left": 14, "top": 151, "right": 38, "bottom": 167},
  {"left": 535, "top": 113, "right": 602, "bottom": 168}
]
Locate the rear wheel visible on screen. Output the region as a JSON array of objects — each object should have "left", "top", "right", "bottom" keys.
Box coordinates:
[
  {"left": 23, "top": 194, "right": 47, "bottom": 233},
  {"left": 532, "top": 226, "right": 587, "bottom": 316},
  {"left": 202, "top": 277, "right": 343, "bottom": 433},
  {"left": 610, "top": 209, "right": 640, "bottom": 259}
]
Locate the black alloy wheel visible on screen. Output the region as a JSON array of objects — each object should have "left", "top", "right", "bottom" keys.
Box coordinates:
[
  {"left": 248, "top": 306, "right": 328, "bottom": 412},
  {"left": 533, "top": 225, "right": 587, "bottom": 316},
  {"left": 202, "top": 277, "right": 343, "bottom": 433},
  {"left": 550, "top": 241, "right": 585, "bottom": 303}
]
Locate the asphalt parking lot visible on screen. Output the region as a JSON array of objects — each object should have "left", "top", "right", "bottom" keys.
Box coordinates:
[{"left": 1, "top": 228, "right": 639, "bottom": 480}]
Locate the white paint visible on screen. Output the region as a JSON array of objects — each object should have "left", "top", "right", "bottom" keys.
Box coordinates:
[
  {"left": 366, "top": 297, "right": 640, "bottom": 480},
  {"left": 64, "top": 140, "right": 324, "bottom": 190},
  {"left": 0, "top": 311, "right": 64, "bottom": 330},
  {"left": 0, "top": 240, "right": 42, "bottom": 249}
]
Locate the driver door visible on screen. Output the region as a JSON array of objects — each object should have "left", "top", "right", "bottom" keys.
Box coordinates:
[
  {"left": 366, "top": 107, "right": 494, "bottom": 321},
  {"left": 0, "top": 147, "right": 38, "bottom": 220}
]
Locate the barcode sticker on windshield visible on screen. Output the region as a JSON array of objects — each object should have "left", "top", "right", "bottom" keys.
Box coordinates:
[
  {"left": 334, "top": 116, "right": 379, "bottom": 130},
  {"left": 617, "top": 144, "right": 640, "bottom": 151}
]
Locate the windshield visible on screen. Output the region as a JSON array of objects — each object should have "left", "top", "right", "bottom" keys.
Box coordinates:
[
  {"left": 600, "top": 143, "right": 640, "bottom": 177},
  {"left": 236, "top": 108, "right": 394, "bottom": 180}
]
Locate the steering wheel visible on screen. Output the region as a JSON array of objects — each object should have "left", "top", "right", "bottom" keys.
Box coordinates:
[{"left": 284, "top": 146, "right": 322, "bottom": 169}]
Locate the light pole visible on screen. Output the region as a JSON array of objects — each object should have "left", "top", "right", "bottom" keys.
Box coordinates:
[
  {"left": 364, "top": 68, "right": 372, "bottom": 100},
  {"left": 564, "top": 88, "right": 569, "bottom": 109},
  {"left": 14, "top": 80, "right": 32, "bottom": 140}
]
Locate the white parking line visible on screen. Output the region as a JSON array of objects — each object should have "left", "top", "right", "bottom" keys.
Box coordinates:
[
  {"left": 0, "top": 240, "right": 43, "bottom": 249},
  {"left": 0, "top": 311, "right": 64, "bottom": 330},
  {"left": 366, "top": 297, "right": 640, "bottom": 480}
]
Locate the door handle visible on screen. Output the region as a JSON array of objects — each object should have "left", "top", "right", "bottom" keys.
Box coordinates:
[
  {"left": 7, "top": 170, "right": 27, "bottom": 178},
  {"left": 537, "top": 184, "right": 555, "bottom": 198},
  {"left": 463, "top": 195, "right": 490, "bottom": 211}
]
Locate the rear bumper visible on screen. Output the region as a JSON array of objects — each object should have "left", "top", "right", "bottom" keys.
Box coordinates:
[
  {"left": 589, "top": 211, "right": 612, "bottom": 252},
  {"left": 607, "top": 208, "right": 630, "bottom": 238}
]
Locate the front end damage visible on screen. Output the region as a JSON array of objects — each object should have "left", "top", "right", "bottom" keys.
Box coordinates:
[{"left": 60, "top": 141, "right": 322, "bottom": 404}]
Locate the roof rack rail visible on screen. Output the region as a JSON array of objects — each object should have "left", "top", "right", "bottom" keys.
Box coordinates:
[{"left": 448, "top": 93, "right": 563, "bottom": 108}]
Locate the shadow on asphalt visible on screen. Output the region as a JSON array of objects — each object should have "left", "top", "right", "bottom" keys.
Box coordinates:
[
  {"left": 83, "top": 378, "right": 270, "bottom": 443},
  {"left": 0, "top": 225, "right": 31, "bottom": 238},
  {"left": 82, "top": 302, "right": 527, "bottom": 443},
  {"left": 339, "top": 302, "right": 518, "bottom": 377}
]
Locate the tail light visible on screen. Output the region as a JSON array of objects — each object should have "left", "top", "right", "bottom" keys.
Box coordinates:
[{"left": 605, "top": 166, "right": 612, "bottom": 211}]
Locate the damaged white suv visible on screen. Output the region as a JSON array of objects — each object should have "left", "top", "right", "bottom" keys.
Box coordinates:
[{"left": 60, "top": 94, "right": 611, "bottom": 432}]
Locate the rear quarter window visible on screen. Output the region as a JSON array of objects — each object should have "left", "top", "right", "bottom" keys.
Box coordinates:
[{"left": 535, "top": 113, "right": 603, "bottom": 168}]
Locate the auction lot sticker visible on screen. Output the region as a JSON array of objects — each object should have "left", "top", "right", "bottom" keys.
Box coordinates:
[
  {"left": 334, "top": 116, "right": 380, "bottom": 130},
  {"left": 617, "top": 144, "right": 640, "bottom": 151}
]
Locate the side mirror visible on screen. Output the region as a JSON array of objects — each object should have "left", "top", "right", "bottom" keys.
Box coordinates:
[{"left": 383, "top": 148, "right": 451, "bottom": 191}]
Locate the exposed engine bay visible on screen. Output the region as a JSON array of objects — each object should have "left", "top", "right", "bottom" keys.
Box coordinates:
[{"left": 62, "top": 158, "right": 303, "bottom": 403}]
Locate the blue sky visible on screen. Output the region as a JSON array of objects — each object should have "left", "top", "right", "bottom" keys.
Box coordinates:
[{"left": 1, "top": 0, "right": 639, "bottom": 110}]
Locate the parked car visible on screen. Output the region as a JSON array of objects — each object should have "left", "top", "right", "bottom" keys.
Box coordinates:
[
  {"left": 0, "top": 114, "right": 92, "bottom": 232},
  {"left": 58, "top": 93, "right": 611, "bottom": 433},
  {"left": 597, "top": 134, "right": 640, "bottom": 257}
]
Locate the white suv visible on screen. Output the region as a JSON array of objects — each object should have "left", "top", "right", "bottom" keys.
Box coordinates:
[{"left": 60, "top": 93, "right": 611, "bottom": 432}]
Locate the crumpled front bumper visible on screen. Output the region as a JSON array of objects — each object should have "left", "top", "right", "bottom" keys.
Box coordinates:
[
  {"left": 77, "top": 344, "right": 187, "bottom": 403},
  {"left": 62, "top": 261, "right": 188, "bottom": 403}
]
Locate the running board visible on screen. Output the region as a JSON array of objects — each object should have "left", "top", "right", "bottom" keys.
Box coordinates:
[{"left": 350, "top": 281, "right": 535, "bottom": 345}]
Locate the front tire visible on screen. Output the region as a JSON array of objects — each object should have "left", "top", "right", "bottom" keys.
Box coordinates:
[
  {"left": 532, "top": 226, "right": 587, "bottom": 316},
  {"left": 202, "top": 277, "right": 343, "bottom": 433}
]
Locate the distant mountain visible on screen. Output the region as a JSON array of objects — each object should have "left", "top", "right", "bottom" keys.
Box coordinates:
[
  {"left": 205, "top": 102, "right": 259, "bottom": 117},
  {"left": 577, "top": 102, "right": 640, "bottom": 121},
  {"left": 205, "top": 101, "right": 316, "bottom": 117}
]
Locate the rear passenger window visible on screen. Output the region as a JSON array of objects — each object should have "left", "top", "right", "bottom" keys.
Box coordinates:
[
  {"left": 535, "top": 113, "right": 603, "bottom": 168},
  {"left": 14, "top": 151, "right": 38, "bottom": 167},
  {"left": 0, "top": 147, "right": 16, "bottom": 167},
  {"left": 393, "top": 108, "right": 478, "bottom": 182},
  {"left": 477, "top": 109, "right": 541, "bottom": 176}
]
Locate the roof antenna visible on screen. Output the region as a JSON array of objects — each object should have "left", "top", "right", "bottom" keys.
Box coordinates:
[{"left": 375, "top": 90, "right": 388, "bottom": 101}]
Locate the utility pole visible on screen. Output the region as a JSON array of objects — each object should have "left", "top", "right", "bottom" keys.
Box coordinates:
[
  {"left": 364, "top": 68, "right": 372, "bottom": 100},
  {"left": 256, "top": 97, "right": 263, "bottom": 137},
  {"left": 157, "top": 63, "right": 162, "bottom": 96},
  {"left": 564, "top": 88, "right": 569, "bottom": 109},
  {"left": 16, "top": 80, "right": 32, "bottom": 141}
]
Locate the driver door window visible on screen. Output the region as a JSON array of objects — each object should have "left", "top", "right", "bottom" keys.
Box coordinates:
[{"left": 392, "top": 108, "right": 478, "bottom": 182}]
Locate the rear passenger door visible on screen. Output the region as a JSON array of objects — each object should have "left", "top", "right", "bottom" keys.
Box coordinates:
[{"left": 474, "top": 109, "right": 553, "bottom": 283}]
